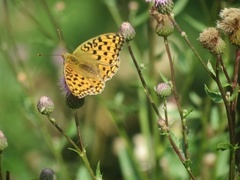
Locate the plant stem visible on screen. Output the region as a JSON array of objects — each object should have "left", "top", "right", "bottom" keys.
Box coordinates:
[
  {"left": 218, "top": 56, "right": 232, "bottom": 84},
  {"left": 163, "top": 99, "right": 195, "bottom": 180},
  {"left": 41, "top": 0, "right": 60, "bottom": 33},
  {"left": 163, "top": 36, "right": 190, "bottom": 160},
  {"left": 232, "top": 48, "right": 240, "bottom": 168},
  {"left": 127, "top": 42, "right": 196, "bottom": 179},
  {"left": 46, "top": 115, "right": 96, "bottom": 180},
  {"left": 74, "top": 111, "right": 84, "bottom": 152},
  {"left": 168, "top": 15, "right": 213, "bottom": 77},
  {"left": 127, "top": 43, "right": 162, "bottom": 119},
  {"left": 215, "top": 55, "right": 235, "bottom": 180}
]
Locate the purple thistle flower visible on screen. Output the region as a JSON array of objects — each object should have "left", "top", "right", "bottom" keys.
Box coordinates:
[{"left": 59, "top": 76, "right": 71, "bottom": 97}]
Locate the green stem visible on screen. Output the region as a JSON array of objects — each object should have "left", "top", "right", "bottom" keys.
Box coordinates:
[
  {"left": 127, "top": 43, "right": 162, "bottom": 119},
  {"left": 168, "top": 15, "right": 212, "bottom": 77},
  {"left": 128, "top": 42, "right": 196, "bottom": 179},
  {"left": 218, "top": 56, "right": 231, "bottom": 84},
  {"left": 215, "top": 56, "right": 235, "bottom": 180},
  {"left": 47, "top": 115, "right": 96, "bottom": 180},
  {"left": 163, "top": 36, "right": 190, "bottom": 159},
  {"left": 41, "top": 0, "right": 60, "bottom": 34},
  {"left": 74, "top": 111, "right": 84, "bottom": 152}
]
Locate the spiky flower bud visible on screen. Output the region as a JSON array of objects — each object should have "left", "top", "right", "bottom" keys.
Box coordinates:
[
  {"left": 217, "top": 8, "right": 240, "bottom": 46},
  {"left": 0, "top": 130, "right": 8, "bottom": 152},
  {"left": 119, "top": 22, "right": 136, "bottom": 41},
  {"left": 39, "top": 168, "right": 57, "bottom": 180},
  {"left": 155, "top": 14, "right": 174, "bottom": 37},
  {"left": 154, "top": 83, "right": 172, "bottom": 97},
  {"left": 66, "top": 94, "right": 85, "bottom": 109},
  {"left": 198, "top": 27, "right": 226, "bottom": 54},
  {"left": 146, "top": 0, "right": 174, "bottom": 14},
  {"left": 37, "top": 96, "right": 54, "bottom": 115}
]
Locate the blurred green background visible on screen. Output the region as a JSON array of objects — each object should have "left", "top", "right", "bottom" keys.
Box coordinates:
[{"left": 0, "top": 0, "right": 240, "bottom": 179}]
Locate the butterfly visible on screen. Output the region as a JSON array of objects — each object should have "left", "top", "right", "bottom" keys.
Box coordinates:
[{"left": 61, "top": 33, "right": 125, "bottom": 98}]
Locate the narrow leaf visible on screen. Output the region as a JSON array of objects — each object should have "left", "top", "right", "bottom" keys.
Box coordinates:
[{"left": 204, "top": 84, "right": 223, "bottom": 103}]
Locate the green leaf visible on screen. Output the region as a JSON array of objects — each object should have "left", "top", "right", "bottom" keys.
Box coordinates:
[
  {"left": 229, "top": 85, "right": 239, "bottom": 102},
  {"left": 217, "top": 142, "right": 234, "bottom": 151},
  {"left": 183, "top": 14, "right": 207, "bottom": 32},
  {"left": 174, "top": 0, "right": 190, "bottom": 16},
  {"left": 183, "top": 109, "right": 193, "bottom": 118},
  {"left": 207, "top": 60, "right": 216, "bottom": 76},
  {"left": 96, "top": 162, "right": 102, "bottom": 180},
  {"left": 204, "top": 84, "right": 223, "bottom": 103},
  {"left": 159, "top": 71, "right": 169, "bottom": 83}
]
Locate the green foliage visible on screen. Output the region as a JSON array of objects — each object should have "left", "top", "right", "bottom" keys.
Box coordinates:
[{"left": 1, "top": 0, "right": 240, "bottom": 180}]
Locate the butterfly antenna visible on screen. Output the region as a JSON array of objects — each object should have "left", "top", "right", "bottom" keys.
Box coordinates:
[{"left": 57, "top": 28, "right": 67, "bottom": 53}]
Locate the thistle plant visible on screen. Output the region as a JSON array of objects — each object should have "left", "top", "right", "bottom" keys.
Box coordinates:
[{"left": 1, "top": 1, "right": 240, "bottom": 180}]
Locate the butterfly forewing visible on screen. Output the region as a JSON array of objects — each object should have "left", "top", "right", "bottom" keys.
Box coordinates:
[{"left": 63, "top": 33, "right": 125, "bottom": 98}]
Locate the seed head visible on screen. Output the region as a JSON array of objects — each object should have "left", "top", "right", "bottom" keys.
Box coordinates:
[
  {"left": 217, "top": 8, "right": 240, "bottom": 46},
  {"left": 199, "top": 27, "right": 226, "bottom": 54}
]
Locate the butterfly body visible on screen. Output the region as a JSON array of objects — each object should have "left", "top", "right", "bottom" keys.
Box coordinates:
[{"left": 62, "top": 33, "right": 125, "bottom": 98}]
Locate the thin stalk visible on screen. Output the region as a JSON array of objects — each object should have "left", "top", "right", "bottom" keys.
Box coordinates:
[
  {"left": 231, "top": 48, "right": 240, "bottom": 112},
  {"left": 168, "top": 15, "right": 213, "bottom": 78},
  {"left": 127, "top": 43, "right": 162, "bottom": 119},
  {"left": 6, "top": 171, "right": 10, "bottom": 180},
  {"left": 218, "top": 56, "right": 232, "bottom": 84},
  {"left": 215, "top": 56, "right": 235, "bottom": 180},
  {"left": 74, "top": 111, "right": 84, "bottom": 152},
  {"left": 163, "top": 36, "right": 190, "bottom": 159},
  {"left": 46, "top": 115, "right": 96, "bottom": 180},
  {"left": 11, "top": 0, "right": 54, "bottom": 40},
  {"left": 41, "top": 0, "right": 60, "bottom": 33},
  {"left": 127, "top": 42, "right": 196, "bottom": 179}
]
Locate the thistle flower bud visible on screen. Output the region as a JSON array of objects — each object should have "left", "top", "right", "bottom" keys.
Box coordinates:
[
  {"left": 119, "top": 22, "right": 136, "bottom": 41},
  {"left": 39, "top": 168, "right": 57, "bottom": 180},
  {"left": 37, "top": 96, "right": 54, "bottom": 115},
  {"left": 146, "top": 0, "right": 174, "bottom": 14},
  {"left": 198, "top": 27, "right": 226, "bottom": 54},
  {"left": 66, "top": 94, "right": 85, "bottom": 109},
  {"left": 0, "top": 130, "right": 8, "bottom": 152},
  {"left": 217, "top": 8, "right": 240, "bottom": 46},
  {"left": 155, "top": 14, "right": 174, "bottom": 37},
  {"left": 154, "top": 83, "right": 172, "bottom": 97}
]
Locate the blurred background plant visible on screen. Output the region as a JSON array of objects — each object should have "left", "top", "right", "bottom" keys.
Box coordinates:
[{"left": 1, "top": 0, "right": 240, "bottom": 179}]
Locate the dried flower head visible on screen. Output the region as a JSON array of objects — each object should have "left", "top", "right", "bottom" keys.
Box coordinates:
[
  {"left": 198, "top": 27, "right": 226, "bottom": 54},
  {"left": 217, "top": 8, "right": 240, "bottom": 46}
]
